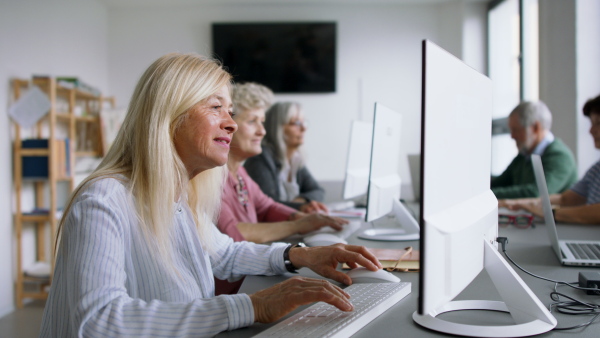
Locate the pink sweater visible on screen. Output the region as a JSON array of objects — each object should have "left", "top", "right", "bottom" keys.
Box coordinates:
[
  {"left": 215, "top": 167, "right": 296, "bottom": 295},
  {"left": 217, "top": 167, "right": 296, "bottom": 241}
]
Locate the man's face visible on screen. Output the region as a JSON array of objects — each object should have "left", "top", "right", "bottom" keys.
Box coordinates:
[{"left": 508, "top": 114, "right": 537, "bottom": 155}]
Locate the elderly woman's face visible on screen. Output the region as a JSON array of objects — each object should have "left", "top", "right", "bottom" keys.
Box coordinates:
[
  {"left": 230, "top": 108, "right": 266, "bottom": 160},
  {"left": 283, "top": 109, "right": 306, "bottom": 149},
  {"left": 174, "top": 85, "right": 237, "bottom": 178}
]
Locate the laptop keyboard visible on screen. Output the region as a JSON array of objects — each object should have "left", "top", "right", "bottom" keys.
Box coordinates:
[{"left": 566, "top": 243, "right": 600, "bottom": 260}]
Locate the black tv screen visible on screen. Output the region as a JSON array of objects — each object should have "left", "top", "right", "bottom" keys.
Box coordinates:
[{"left": 212, "top": 22, "right": 336, "bottom": 93}]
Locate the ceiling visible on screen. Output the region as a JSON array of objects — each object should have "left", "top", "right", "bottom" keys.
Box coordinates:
[{"left": 98, "top": 0, "right": 490, "bottom": 8}]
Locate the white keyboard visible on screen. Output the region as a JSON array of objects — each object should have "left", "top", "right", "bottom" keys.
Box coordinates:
[
  {"left": 307, "top": 220, "right": 361, "bottom": 240},
  {"left": 253, "top": 282, "right": 411, "bottom": 338}
]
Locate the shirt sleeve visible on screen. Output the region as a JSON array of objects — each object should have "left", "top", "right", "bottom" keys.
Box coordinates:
[
  {"left": 47, "top": 192, "right": 255, "bottom": 337},
  {"left": 209, "top": 229, "right": 289, "bottom": 281},
  {"left": 571, "top": 171, "right": 591, "bottom": 198}
]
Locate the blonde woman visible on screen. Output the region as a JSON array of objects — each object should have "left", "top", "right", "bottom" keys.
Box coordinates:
[
  {"left": 216, "top": 83, "right": 348, "bottom": 295},
  {"left": 39, "top": 54, "right": 381, "bottom": 337},
  {"left": 245, "top": 101, "right": 328, "bottom": 213}
]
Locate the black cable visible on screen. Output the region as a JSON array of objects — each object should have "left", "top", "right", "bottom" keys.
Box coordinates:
[
  {"left": 549, "top": 291, "right": 600, "bottom": 330},
  {"left": 496, "top": 237, "right": 600, "bottom": 292},
  {"left": 496, "top": 237, "right": 600, "bottom": 331}
]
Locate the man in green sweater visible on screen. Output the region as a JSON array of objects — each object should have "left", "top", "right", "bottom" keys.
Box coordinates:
[{"left": 492, "top": 101, "right": 577, "bottom": 199}]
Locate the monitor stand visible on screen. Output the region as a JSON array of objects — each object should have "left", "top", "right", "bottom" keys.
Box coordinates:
[
  {"left": 412, "top": 239, "right": 557, "bottom": 337},
  {"left": 358, "top": 198, "right": 420, "bottom": 241}
]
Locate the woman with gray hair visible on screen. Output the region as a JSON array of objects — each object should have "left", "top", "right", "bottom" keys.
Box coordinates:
[
  {"left": 39, "top": 54, "right": 381, "bottom": 337},
  {"left": 245, "top": 101, "right": 329, "bottom": 213},
  {"left": 216, "top": 83, "right": 348, "bottom": 295}
]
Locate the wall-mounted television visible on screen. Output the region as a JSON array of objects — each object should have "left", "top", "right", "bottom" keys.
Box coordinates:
[{"left": 212, "top": 22, "right": 336, "bottom": 93}]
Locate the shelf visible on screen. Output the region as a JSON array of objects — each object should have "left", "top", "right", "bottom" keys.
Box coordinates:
[
  {"left": 21, "top": 292, "right": 49, "bottom": 300},
  {"left": 75, "top": 115, "right": 99, "bottom": 122},
  {"left": 76, "top": 150, "right": 101, "bottom": 157},
  {"left": 19, "top": 148, "right": 49, "bottom": 156},
  {"left": 12, "top": 76, "right": 114, "bottom": 309},
  {"left": 23, "top": 275, "right": 50, "bottom": 283},
  {"left": 56, "top": 84, "right": 101, "bottom": 100}
]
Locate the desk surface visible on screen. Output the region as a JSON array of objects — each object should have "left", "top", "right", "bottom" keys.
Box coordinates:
[{"left": 218, "top": 214, "right": 600, "bottom": 338}]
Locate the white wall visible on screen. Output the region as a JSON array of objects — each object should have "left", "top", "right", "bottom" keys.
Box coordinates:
[
  {"left": 107, "top": 1, "right": 486, "bottom": 201},
  {"left": 0, "top": 0, "right": 109, "bottom": 317}
]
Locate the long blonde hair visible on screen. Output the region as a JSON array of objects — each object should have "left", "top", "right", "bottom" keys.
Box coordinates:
[{"left": 55, "top": 53, "right": 232, "bottom": 261}]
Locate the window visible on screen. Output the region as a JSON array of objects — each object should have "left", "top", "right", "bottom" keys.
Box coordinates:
[{"left": 488, "top": 0, "right": 539, "bottom": 175}]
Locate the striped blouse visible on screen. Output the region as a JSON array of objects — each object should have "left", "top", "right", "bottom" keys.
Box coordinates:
[
  {"left": 39, "top": 177, "right": 288, "bottom": 337},
  {"left": 571, "top": 160, "right": 600, "bottom": 205}
]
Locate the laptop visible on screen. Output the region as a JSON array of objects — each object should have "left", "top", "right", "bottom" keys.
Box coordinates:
[{"left": 531, "top": 154, "right": 600, "bottom": 266}]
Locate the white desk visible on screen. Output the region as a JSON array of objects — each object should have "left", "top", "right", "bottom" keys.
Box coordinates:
[{"left": 217, "top": 215, "right": 600, "bottom": 337}]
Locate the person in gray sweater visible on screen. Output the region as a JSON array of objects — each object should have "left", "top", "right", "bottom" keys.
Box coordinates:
[{"left": 245, "top": 101, "right": 328, "bottom": 213}]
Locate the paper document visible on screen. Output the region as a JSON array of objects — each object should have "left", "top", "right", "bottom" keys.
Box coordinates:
[{"left": 8, "top": 85, "right": 51, "bottom": 128}]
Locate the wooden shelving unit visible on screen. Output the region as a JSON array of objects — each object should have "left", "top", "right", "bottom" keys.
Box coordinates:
[{"left": 12, "top": 77, "right": 115, "bottom": 308}]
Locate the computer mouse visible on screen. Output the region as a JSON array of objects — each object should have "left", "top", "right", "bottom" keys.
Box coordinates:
[
  {"left": 303, "top": 233, "right": 348, "bottom": 247},
  {"left": 346, "top": 267, "right": 401, "bottom": 283}
]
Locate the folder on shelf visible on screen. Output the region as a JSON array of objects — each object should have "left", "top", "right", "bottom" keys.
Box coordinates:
[{"left": 22, "top": 139, "right": 49, "bottom": 178}]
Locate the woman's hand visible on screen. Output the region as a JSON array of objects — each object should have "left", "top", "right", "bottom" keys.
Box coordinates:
[
  {"left": 291, "top": 213, "right": 349, "bottom": 234},
  {"left": 289, "top": 244, "right": 382, "bottom": 285},
  {"left": 250, "top": 276, "right": 353, "bottom": 323},
  {"left": 300, "top": 200, "right": 330, "bottom": 214}
]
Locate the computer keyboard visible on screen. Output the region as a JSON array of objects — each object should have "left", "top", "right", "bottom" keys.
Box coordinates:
[
  {"left": 307, "top": 220, "right": 361, "bottom": 240},
  {"left": 253, "top": 282, "right": 411, "bottom": 338},
  {"left": 567, "top": 242, "right": 600, "bottom": 260}
]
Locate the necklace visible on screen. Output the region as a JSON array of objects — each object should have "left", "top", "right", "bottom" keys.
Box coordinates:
[{"left": 235, "top": 174, "right": 249, "bottom": 208}]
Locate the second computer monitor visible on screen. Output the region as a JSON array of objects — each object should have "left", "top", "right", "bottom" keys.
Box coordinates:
[
  {"left": 342, "top": 120, "right": 373, "bottom": 200},
  {"left": 358, "top": 102, "right": 419, "bottom": 241},
  {"left": 365, "top": 103, "right": 402, "bottom": 222}
]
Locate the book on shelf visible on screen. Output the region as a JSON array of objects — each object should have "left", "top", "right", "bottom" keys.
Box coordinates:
[
  {"left": 22, "top": 139, "right": 49, "bottom": 178},
  {"left": 56, "top": 76, "right": 101, "bottom": 96},
  {"left": 21, "top": 138, "right": 71, "bottom": 178}
]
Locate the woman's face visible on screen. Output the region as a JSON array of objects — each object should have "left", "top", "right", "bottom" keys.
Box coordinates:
[
  {"left": 589, "top": 111, "right": 600, "bottom": 149},
  {"left": 283, "top": 109, "right": 306, "bottom": 150},
  {"left": 230, "top": 108, "right": 266, "bottom": 160},
  {"left": 173, "top": 85, "right": 237, "bottom": 178}
]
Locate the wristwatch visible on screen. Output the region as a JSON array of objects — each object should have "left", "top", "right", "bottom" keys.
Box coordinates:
[{"left": 283, "top": 242, "right": 306, "bottom": 273}]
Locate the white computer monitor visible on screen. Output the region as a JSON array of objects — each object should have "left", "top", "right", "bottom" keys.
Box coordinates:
[
  {"left": 357, "top": 102, "right": 420, "bottom": 241},
  {"left": 342, "top": 120, "right": 373, "bottom": 200},
  {"left": 412, "top": 40, "right": 556, "bottom": 337}
]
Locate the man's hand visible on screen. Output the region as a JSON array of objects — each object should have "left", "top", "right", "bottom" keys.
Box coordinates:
[
  {"left": 288, "top": 244, "right": 382, "bottom": 285},
  {"left": 499, "top": 198, "right": 539, "bottom": 211},
  {"left": 250, "top": 276, "right": 353, "bottom": 323},
  {"left": 516, "top": 199, "right": 544, "bottom": 218}
]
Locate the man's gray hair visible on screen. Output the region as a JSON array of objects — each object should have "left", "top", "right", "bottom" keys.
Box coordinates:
[{"left": 509, "top": 101, "right": 553, "bottom": 130}]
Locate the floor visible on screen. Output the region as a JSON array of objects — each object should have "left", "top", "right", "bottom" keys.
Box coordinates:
[{"left": 0, "top": 300, "right": 45, "bottom": 338}]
